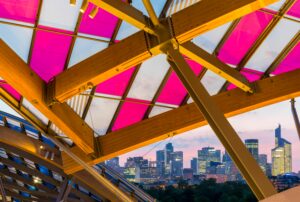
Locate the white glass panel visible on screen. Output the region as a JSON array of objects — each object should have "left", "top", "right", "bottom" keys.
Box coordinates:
[
  {"left": 0, "top": 24, "right": 32, "bottom": 62},
  {"left": 85, "top": 94, "right": 120, "bottom": 136},
  {"left": 187, "top": 97, "right": 193, "bottom": 104},
  {"left": 22, "top": 98, "right": 48, "bottom": 125},
  {"left": 266, "top": 0, "right": 286, "bottom": 11},
  {"left": 132, "top": 0, "right": 166, "bottom": 17},
  {"left": 246, "top": 19, "right": 300, "bottom": 72},
  {"left": 115, "top": 21, "right": 139, "bottom": 40},
  {"left": 149, "top": 106, "right": 172, "bottom": 118},
  {"left": 201, "top": 70, "right": 226, "bottom": 95},
  {"left": 39, "top": 0, "right": 83, "bottom": 31},
  {"left": 68, "top": 37, "right": 108, "bottom": 67},
  {"left": 192, "top": 22, "right": 232, "bottom": 54},
  {"left": 127, "top": 54, "right": 169, "bottom": 101},
  {"left": 0, "top": 100, "right": 22, "bottom": 118}
]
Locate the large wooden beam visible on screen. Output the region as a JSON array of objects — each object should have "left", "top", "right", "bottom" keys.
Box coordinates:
[
  {"left": 63, "top": 68, "right": 300, "bottom": 174},
  {"left": 0, "top": 39, "right": 94, "bottom": 154},
  {"left": 180, "top": 42, "right": 253, "bottom": 93},
  {"left": 49, "top": 0, "right": 277, "bottom": 103}
]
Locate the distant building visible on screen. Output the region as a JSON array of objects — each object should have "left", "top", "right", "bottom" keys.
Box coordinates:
[
  {"left": 170, "top": 151, "right": 183, "bottom": 177},
  {"left": 245, "top": 139, "right": 259, "bottom": 162},
  {"left": 198, "top": 147, "right": 221, "bottom": 173},
  {"left": 156, "top": 150, "right": 165, "bottom": 178},
  {"left": 272, "top": 125, "right": 292, "bottom": 176},
  {"left": 183, "top": 168, "right": 194, "bottom": 180},
  {"left": 164, "top": 143, "right": 174, "bottom": 177},
  {"left": 106, "top": 157, "right": 120, "bottom": 172},
  {"left": 270, "top": 173, "right": 300, "bottom": 191},
  {"left": 259, "top": 154, "right": 268, "bottom": 174},
  {"left": 205, "top": 174, "right": 228, "bottom": 183},
  {"left": 191, "top": 158, "right": 198, "bottom": 174}
]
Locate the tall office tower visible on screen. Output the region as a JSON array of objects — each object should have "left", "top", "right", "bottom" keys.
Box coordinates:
[
  {"left": 191, "top": 158, "right": 198, "bottom": 174},
  {"left": 198, "top": 147, "right": 221, "bottom": 173},
  {"left": 272, "top": 125, "right": 292, "bottom": 176},
  {"left": 106, "top": 157, "right": 120, "bottom": 172},
  {"left": 245, "top": 139, "right": 259, "bottom": 162},
  {"left": 164, "top": 143, "right": 174, "bottom": 177},
  {"left": 259, "top": 154, "right": 268, "bottom": 174},
  {"left": 156, "top": 150, "right": 165, "bottom": 177},
  {"left": 170, "top": 151, "right": 183, "bottom": 177}
]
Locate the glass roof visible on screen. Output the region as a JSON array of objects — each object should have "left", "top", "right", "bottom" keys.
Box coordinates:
[{"left": 0, "top": 0, "right": 299, "bottom": 138}]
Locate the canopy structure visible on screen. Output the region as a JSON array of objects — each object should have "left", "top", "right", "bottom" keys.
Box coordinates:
[{"left": 0, "top": 0, "right": 299, "bottom": 201}]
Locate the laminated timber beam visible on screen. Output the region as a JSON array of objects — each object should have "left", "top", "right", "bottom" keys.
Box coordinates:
[
  {"left": 0, "top": 39, "right": 95, "bottom": 154},
  {"left": 49, "top": 0, "right": 277, "bottom": 103},
  {"left": 165, "top": 46, "right": 276, "bottom": 199},
  {"left": 63, "top": 68, "right": 300, "bottom": 174}
]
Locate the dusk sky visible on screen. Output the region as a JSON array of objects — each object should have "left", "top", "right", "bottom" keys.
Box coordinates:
[{"left": 119, "top": 98, "right": 300, "bottom": 172}]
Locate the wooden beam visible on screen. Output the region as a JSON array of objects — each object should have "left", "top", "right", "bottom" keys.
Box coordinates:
[
  {"left": 165, "top": 46, "right": 276, "bottom": 199},
  {"left": 49, "top": 0, "right": 277, "bottom": 103},
  {"left": 0, "top": 39, "right": 94, "bottom": 154},
  {"left": 63, "top": 68, "right": 300, "bottom": 174},
  {"left": 180, "top": 42, "right": 253, "bottom": 93}
]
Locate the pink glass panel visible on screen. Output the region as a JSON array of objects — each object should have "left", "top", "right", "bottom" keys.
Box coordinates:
[
  {"left": 272, "top": 43, "right": 300, "bottom": 75},
  {"left": 112, "top": 98, "right": 149, "bottom": 131},
  {"left": 0, "top": 81, "right": 21, "bottom": 100},
  {"left": 288, "top": 0, "right": 300, "bottom": 18},
  {"left": 227, "top": 68, "right": 262, "bottom": 90},
  {"left": 96, "top": 68, "right": 135, "bottom": 97},
  {"left": 157, "top": 59, "right": 202, "bottom": 105},
  {"left": 30, "top": 26, "right": 72, "bottom": 83},
  {"left": 218, "top": 11, "right": 273, "bottom": 65},
  {"left": 78, "top": 3, "right": 119, "bottom": 39},
  {"left": 0, "top": 0, "right": 39, "bottom": 23}
]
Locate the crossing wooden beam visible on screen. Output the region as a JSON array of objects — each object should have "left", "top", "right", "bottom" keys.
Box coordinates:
[
  {"left": 62, "top": 68, "right": 300, "bottom": 174},
  {"left": 48, "top": 0, "right": 277, "bottom": 103},
  {"left": 0, "top": 39, "right": 95, "bottom": 154}
]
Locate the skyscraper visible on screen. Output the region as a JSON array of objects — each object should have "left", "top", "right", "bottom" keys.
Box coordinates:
[
  {"left": 198, "top": 147, "right": 221, "bottom": 173},
  {"left": 259, "top": 154, "right": 268, "bottom": 174},
  {"left": 164, "top": 143, "right": 174, "bottom": 177},
  {"left": 191, "top": 158, "right": 198, "bottom": 174},
  {"left": 272, "top": 125, "right": 292, "bottom": 176},
  {"left": 170, "top": 151, "right": 183, "bottom": 177},
  {"left": 245, "top": 139, "right": 259, "bottom": 162},
  {"left": 156, "top": 150, "right": 164, "bottom": 178}
]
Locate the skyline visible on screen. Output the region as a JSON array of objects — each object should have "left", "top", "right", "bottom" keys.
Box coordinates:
[{"left": 120, "top": 99, "right": 300, "bottom": 172}]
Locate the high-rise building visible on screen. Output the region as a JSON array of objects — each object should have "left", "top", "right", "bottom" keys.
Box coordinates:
[
  {"left": 164, "top": 143, "right": 174, "bottom": 177},
  {"left": 156, "top": 150, "right": 165, "bottom": 177},
  {"left": 259, "top": 154, "right": 268, "bottom": 174},
  {"left": 272, "top": 125, "right": 292, "bottom": 176},
  {"left": 198, "top": 147, "right": 221, "bottom": 173},
  {"left": 191, "top": 158, "right": 198, "bottom": 174},
  {"left": 170, "top": 151, "right": 183, "bottom": 177},
  {"left": 245, "top": 139, "right": 259, "bottom": 162}
]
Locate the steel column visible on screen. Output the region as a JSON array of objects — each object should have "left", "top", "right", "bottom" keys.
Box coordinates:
[{"left": 165, "top": 46, "right": 277, "bottom": 200}]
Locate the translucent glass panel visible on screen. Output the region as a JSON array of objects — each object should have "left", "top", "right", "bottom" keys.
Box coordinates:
[
  {"left": 266, "top": 0, "right": 286, "bottom": 11},
  {"left": 39, "top": 0, "right": 82, "bottom": 31},
  {"left": 68, "top": 37, "right": 108, "bottom": 67},
  {"left": 201, "top": 70, "right": 226, "bottom": 95},
  {"left": 127, "top": 54, "right": 169, "bottom": 101},
  {"left": 287, "top": 0, "right": 300, "bottom": 18},
  {"left": 192, "top": 22, "right": 232, "bottom": 54},
  {"left": 112, "top": 98, "right": 149, "bottom": 131},
  {"left": 85, "top": 95, "right": 119, "bottom": 136},
  {"left": 22, "top": 98, "right": 48, "bottom": 125},
  {"left": 0, "top": 0, "right": 39, "bottom": 23},
  {"left": 273, "top": 42, "right": 300, "bottom": 75},
  {"left": 30, "top": 26, "right": 72, "bottom": 82},
  {"left": 228, "top": 69, "right": 262, "bottom": 90},
  {"left": 96, "top": 68, "right": 136, "bottom": 97},
  {"left": 78, "top": 3, "right": 119, "bottom": 39},
  {"left": 0, "top": 82, "right": 21, "bottom": 100},
  {"left": 132, "top": 0, "right": 166, "bottom": 17},
  {"left": 245, "top": 19, "right": 300, "bottom": 72},
  {"left": 0, "top": 100, "right": 22, "bottom": 118},
  {"left": 157, "top": 59, "right": 202, "bottom": 105},
  {"left": 115, "top": 21, "right": 139, "bottom": 41},
  {"left": 218, "top": 11, "right": 273, "bottom": 66},
  {"left": 0, "top": 24, "right": 33, "bottom": 62},
  {"left": 149, "top": 106, "right": 172, "bottom": 118}
]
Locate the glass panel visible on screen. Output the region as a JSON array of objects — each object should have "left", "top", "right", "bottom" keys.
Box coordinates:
[
  {"left": 39, "top": 0, "right": 82, "bottom": 31},
  {"left": 30, "top": 26, "right": 72, "bottom": 82},
  {"left": 132, "top": 0, "right": 166, "bottom": 17},
  {"left": 115, "top": 21, "right": 139, "bottom": 41},
  {"left": 157, "top": 59, "right": 202, "bottom": 105},
  {"left": 96, "top": 68, "right": 136, "bottom": 97},
  {"left": 78, "top": 2, "right": 119, "bottom": 39},
  {"left": 273, "top": 42, "right": 300, "bottom": 75},
  {"left": 0, "top": 100, "right": 22, "bottom": 118},
  {"left": 149, "top": 106, "right": 173, "bottom": 118},
  {"left": 192, "top": 22, "right": 232, "bottom": 54},
  {"left": 218, "top": 11, "right": 273, "bottom": 66},
  {"left": 127, "top": 54, "right": 169, "bottom": 101},
  {"left": 112, "top": 98, "right": 149, "bottom": 131},
  {"left": 85, "top": 94, "right": 120, "bottom": 136},
  {"left": 0, "top": 82, "right": 21, "bottom": 100},
  {"left": 201, "top": 70, "right": 226, "bottom": 95},
  {"left": 227, "top": 68, "right": 262, "bottom": 90},
  {"left": 287, "top": 0, "right": 300, "bottom": 18},
  {"left": 0, "top": 0, "right": 39, "bottom": 23},
  {"left": 68, "top": 37, "right": 108, "bottom": 67},
  {"left": 245, "top": 19, "right": 300, "bottom": 72},
  {"left": 22, "top": 98, "right": 48, "bottom": 125},
  {"left": 0, "top": 23, "right": 33, "bottom": 62},
  {"left": 266, "top": 0, "right": 286, "bottom": 11}
]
